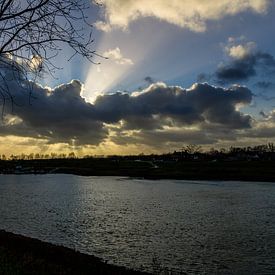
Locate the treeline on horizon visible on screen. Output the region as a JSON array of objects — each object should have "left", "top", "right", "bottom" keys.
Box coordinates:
[{"left": 1, "top": 143, "right": 275, "bottom": 161}]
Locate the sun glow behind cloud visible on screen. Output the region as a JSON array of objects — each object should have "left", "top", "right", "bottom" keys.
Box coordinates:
[
  {"left": 83, "top": 20, "right": 177, "bottom": 102},
  {"left": 83, "top": 36, "right": 139, "bottom": 102},
  {"left": 84, "top": 51, "right": 133, "bottom": 102},
  {"left": 84, "top": 54, "right": 133, "bottom": 102}
]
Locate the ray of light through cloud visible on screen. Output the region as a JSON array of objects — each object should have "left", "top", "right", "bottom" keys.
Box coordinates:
[{"left": 83, "top": 21, "right": 174, "bottom": 102}]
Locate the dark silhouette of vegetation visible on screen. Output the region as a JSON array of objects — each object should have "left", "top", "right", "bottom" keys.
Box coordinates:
[
  {"left": 1, "top": 144, "right": 275, "bottom": 182},
  {"left": 1, "top": 143, "right": 275, "bottom": 161},
  {"left": 1, "top": 151, "right": 77, "bottom": 161}
]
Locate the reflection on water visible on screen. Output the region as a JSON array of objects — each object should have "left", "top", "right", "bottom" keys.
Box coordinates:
[{"left": 1, "top": 174, "right": 275, "bottom": 273}]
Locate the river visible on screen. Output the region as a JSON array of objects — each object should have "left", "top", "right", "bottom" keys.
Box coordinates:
[{"left": 1, "top": 174, "right": 275, "bottom": 274}]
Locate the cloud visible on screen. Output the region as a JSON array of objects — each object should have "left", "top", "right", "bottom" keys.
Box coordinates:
[
  {"left": 0, "top": 80, "right": 108, "bottom": 145},
  {"left": 239, "top": 110, "right": 275, "bottom": 141},
  {"left": 95, "top": 0, "right": 270, "bottom": 32},
  {"left": 215, "top": 40, "right": 275, "bottom": 83},
  {"left": 100, "top": 82, "right": 253, "bottom": 147},
  {"left": 216, "top": 56, "right": 256, "bottom": 82},
  {"left": 94, "top": 82, "right": 252, "bottom": 130},
  {"left": 0, "top": 57, "right": 107, "bottom": 145},
  {"left": 103, "top": 47, "right": 133, "bottom": 65},
  {"left": 225, "top": 42, "right": 256, "bottom": 60},
  {"left": 0, "top": 57, "right": 254, "bottom": 148},
  {"left": 110, "top": 127, "right": 218, "bottom": 148},
  {"left": 4, "top": 49, "right": 275, "bottom": 152}
]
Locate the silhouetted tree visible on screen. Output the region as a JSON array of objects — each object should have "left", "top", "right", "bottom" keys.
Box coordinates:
[
  {"left": 35, "top": 153, "right": 41, "bottom": 159},
  {"left": 0, "top": 0, "right": 97, "bottom": 111},
  {"left": 268, "top": 142, "right": 275, "bottom": 152},
  {"left": 68, "top": 152, "right": 76, "bottom": 158},
  {"left": 28, "top": 153, "right": 34, "bottom": 160},
  {"left": 183, "top": 144, "right": 202, "bottom": 154},
  {"left": 50, "top": 152, "right": 57, "bottom": 159}
]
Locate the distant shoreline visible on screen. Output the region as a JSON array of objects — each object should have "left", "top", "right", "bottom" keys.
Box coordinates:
[
  {"left": 2, "top": 169, "right": 275, "bottom": 182},
  {"left": 1, "top": 159, "right": 275, "bottom": 182},
  {"left": 0, "top": 230, "right": 148, "bottom": 275},
  {"left": 52, "top": 168, "right": 275, "bottom": 182}
]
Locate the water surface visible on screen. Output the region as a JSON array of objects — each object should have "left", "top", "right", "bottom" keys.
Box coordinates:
[{"left": 1, "top": 174, "right": 275, "bottom": 274}]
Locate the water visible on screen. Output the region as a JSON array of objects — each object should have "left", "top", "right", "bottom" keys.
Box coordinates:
[{"left": 1, "top": 174, "right": 275, "bottom": 274}]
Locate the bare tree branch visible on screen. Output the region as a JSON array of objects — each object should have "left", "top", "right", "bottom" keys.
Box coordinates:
[{"left": 0, "top": 0, "right": 97, "bottom": 113}]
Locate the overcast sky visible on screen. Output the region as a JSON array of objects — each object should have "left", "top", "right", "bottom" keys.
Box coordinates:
[{"left": 1, "top": 0, "right": 275, "bottom": 155}]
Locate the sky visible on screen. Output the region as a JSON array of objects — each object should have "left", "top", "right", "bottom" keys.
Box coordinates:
[{"left": 1, "top": 0, "right": 275, "bottom": 156}]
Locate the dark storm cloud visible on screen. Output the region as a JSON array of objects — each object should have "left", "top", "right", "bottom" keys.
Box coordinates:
[
  {"left": 94, "top": 82, "right": 252, "bottom": 130},
  {"left": 216, "top": 58, "right": 256, "bottom": 82},
  {"left": 0, "top": 57, "right": 107, "bottom": 145},
  {"left": 215, "top": 51, "right": 275, "bottom": 83},
  {"left": 0, "top": 80, "right": 107, "bottom": 145},
  {"left": 0, "top": 57, "right": 253, "bottom": 146}
]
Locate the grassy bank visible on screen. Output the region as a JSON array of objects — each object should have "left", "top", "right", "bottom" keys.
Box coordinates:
[{"left": 0, "top": 230, "right": 148, "bottom": 275}]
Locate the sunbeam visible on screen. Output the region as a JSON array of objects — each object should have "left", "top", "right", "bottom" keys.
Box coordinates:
[{"left": 83, "top": 21, "right": 174, "bottom": 102}]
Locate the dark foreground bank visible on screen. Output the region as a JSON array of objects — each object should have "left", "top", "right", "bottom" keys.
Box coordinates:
[{"left": 0, "top": 230, "right": 148, "bottom": 275}]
